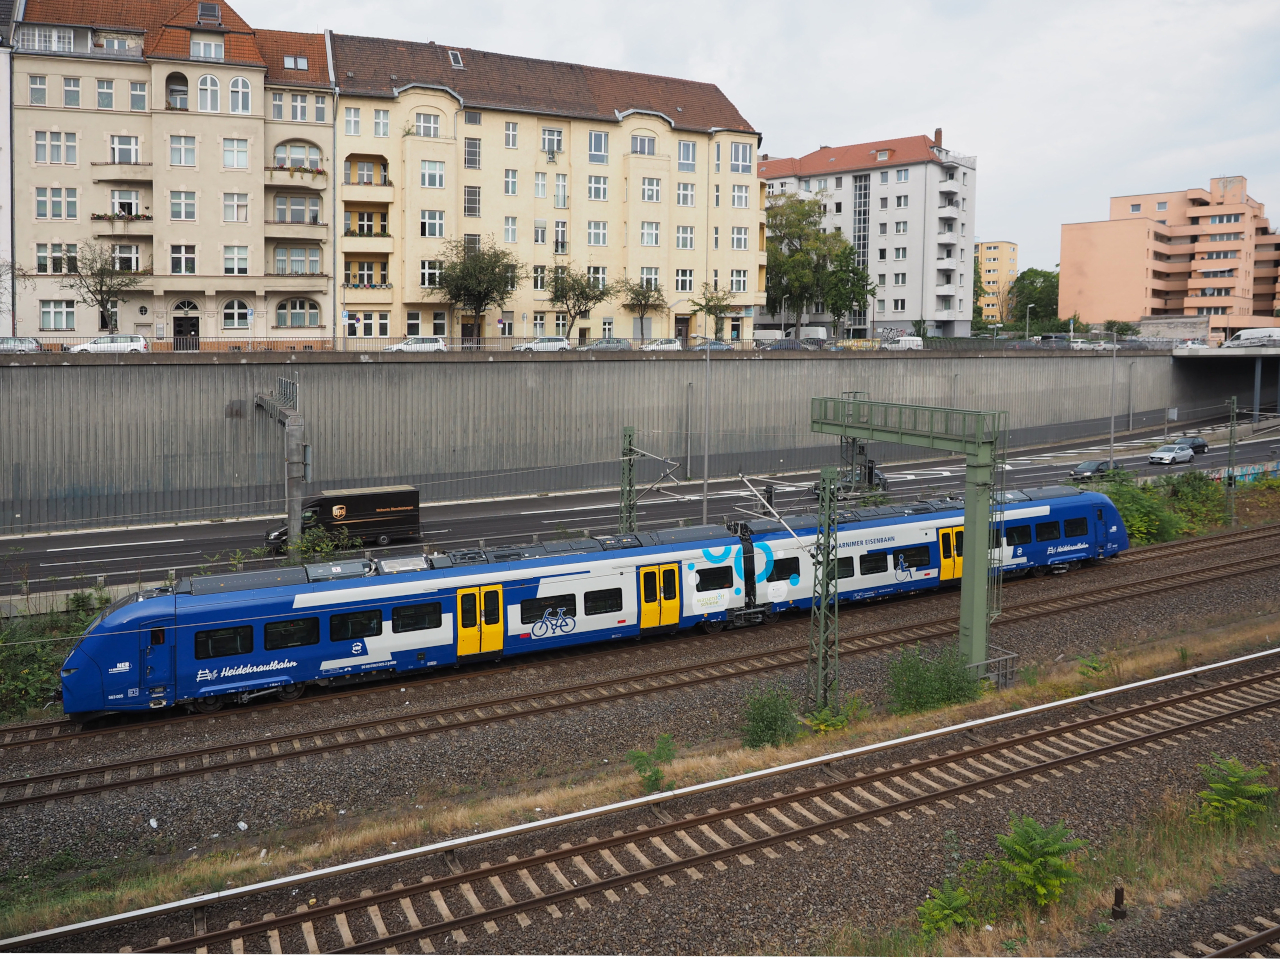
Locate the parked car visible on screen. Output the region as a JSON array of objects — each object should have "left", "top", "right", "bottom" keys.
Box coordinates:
[
  {"left": 384, "top": 336, "right": 448, "bottom": 353},
  {"left": 882, "top": 336, "right": 924, "bottom": 351},
  {"left": 1178, "top": 436, "right": 1209, "bottom": 455},
  {"left": 1177, "top": 339, "right": 1208, "bottom": 349},
  {"left": 1069, "top": 338, "right": 1106, "bottom": 351},
  {"left": 0, "top": 336, "right": 41, "bottom": 354},
  {"left": 1149, "top": 444, "right": 1194, "bottom": 465},
  {"left": 577, "top": 338, "right": 632, "bottom": 352},
  {"left": 1222, "top": 328, "right": 1280, "bottom": 348},
  {"left": 68, "top": 334, "right": 149, "bottom": 354},
  {"left": 799, "top": 337, "right": 827, "bottom": 350},
  {"left": 690, "top": 339, "right": 734, "bottom": 351},
  {"left": 1069, "top": 459, "right": 1119, "bottom": 480},
  {"left": 513, "top": 336, "right": 571, "bottom": 352},
  {"left": 641, "top": 338, "right": 682, "bottom": 352},
  {"left": 762, "top": 338, "right": 816, "bottom": 351}
]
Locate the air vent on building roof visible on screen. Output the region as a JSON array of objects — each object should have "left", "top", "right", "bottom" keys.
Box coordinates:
[
  {"left": 197, "top": 2, "right": 221, "bottom": 23},
  {"left": 449, "top": 50, "right": 463, "bottom": 68},
  {"left": 346, "top": 71, "right": 354, "bottom": 77},
  {"left": 390, "top": 74, "right": 397, "bottom": 80}
]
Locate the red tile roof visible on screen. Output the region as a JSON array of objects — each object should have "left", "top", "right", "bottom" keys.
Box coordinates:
[
  {"left": 330, "top": 34, "right": 755, "bottom": 135},
  {"left": 257, "top": 29, "right": 329, "bottom": 87},
  {"left": 758, "top": 135, "right": 948, "bottom": 180}
]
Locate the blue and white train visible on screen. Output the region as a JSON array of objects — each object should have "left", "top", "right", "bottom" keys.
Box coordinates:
[{"left": 59, "top": 485, "right": 1128, "bottom": 717}]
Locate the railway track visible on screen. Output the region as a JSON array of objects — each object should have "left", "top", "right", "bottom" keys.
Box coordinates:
[
  {"left": 1175, "top": 907, "right": 1280, "bottom": 957},
  {"left": 5, "top": 550, "right": 1280, "bottom": 811},
  {"left": 9, "top": 649, "right": 1280, "bottom": 954},
  {"left": 4, "top": 522, "right": 1275, "bottom": 750}
]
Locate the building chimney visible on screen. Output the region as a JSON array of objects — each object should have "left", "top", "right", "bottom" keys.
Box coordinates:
[
  {"left": 933, "top": 127, "right": 943, "bottom": 147},
  {"left": 759, "top": 153, "right": 769, "bottom": 161}
]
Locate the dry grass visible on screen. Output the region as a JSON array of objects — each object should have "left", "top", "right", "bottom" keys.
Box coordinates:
[{"left": 3, "top": 608, "right": 1280, "bottom": 940}]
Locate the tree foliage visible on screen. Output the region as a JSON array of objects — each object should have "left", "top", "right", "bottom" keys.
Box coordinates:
[
  {"left": 765, "top": 193, "right": 868, "bottom": 333},
  {"left": 995, "top": 816, "right": 1088, "bottom": 907},
  {"left": 57, "top": 239, "right": 150, "bottom": 334},
  {"left": 547, "top": 262, "right": 614, "bottom": 336},
  {"left": 617, "top": 276, "right": 667, "bottom": 334},
  {"left": 689, "top": 282, "right": 736, "bottom": 340},
  {"left": 1007, "top": 268, "right": 1059, "bottom": 329},
  {"left": 1192, "top": 754, "right": 1276, "bottom": 827},
  {"left": 823, "top": 244, "right": 876, "bottom": 327},
  {"left": 436, "top": 236, "right": 527, "bottom": 334}
]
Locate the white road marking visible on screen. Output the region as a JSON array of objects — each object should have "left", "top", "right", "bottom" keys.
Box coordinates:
[
  {"left": 40, "top": 551, "right": 201, "bottom": 567},
  {"left": 46, "top": 538, "right": 185, "bottom": 552}
]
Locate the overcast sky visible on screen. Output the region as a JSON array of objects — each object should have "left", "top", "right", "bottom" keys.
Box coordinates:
[{"left": 245, "top": 0, "right": 1280, "bottom": 272}]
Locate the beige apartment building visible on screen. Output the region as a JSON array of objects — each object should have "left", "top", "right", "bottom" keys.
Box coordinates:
[
  {"left": 328, "top": 35, "right": 765, "bottom": 344},
  {"left": 1060, "top": 176, "right": 1279, "bottom": 341},
  {"left": 11, "top": 0, "right": 335, "bottom": 344},
  {"left": 977, "top": 240, "right": 1017, "bottom": 322}
]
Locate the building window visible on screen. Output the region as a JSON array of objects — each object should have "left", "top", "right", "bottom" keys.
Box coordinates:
[
  {"left": 640, "top": 221, "right": 659, "bottom": 246},
  {"left": 221, "top": 299, "right": 250, "bottom": 329},
  {"left": 171, "top": 190, "right": 196, "bottom": 220},
  {"left": 190, "top": 37, "right": 224, "bottom": 59},
  {"left": 554, "top": 174, "right": 568, "bottom": 209},
  {"left": 587, "top": 221, "right": 607, "bottom": 246},
  {"left": 463, "top": 185, "right": 481, "bottom": 217},
  {"left": 555, "top": 313, "right": 568, "bottom": 336},
  {"left": 554, "top": 220, "right": 567, "bottom": 254},
  {"left": 29, "top": 75, "right": 47, "bottom": 105},
  {"left": 223, "top": 192, "right": 248, "bottom": 221},
  {"left": 111, "top": 244, "right": 138, "bottom": 271},
  {"left": 894, "top": 247, "right": 906, "bottom": 260},
  {"left": 533, "top": 220, "right": 547, "bottom": 245},
  {"left": 1130, "top": 203, "right": 1141, "bottom": 213},
  {"left": 36, "top": 243, "right": 77, "bottom": 274},
  {"left": 587, "top": 175, "right": 607, "bottom": 201},
  {"left": 40, "top": 300, "right": 75, "bottom": 330},
  {"left": 1209, "top": 213, "right": 1242, "bottom": 224},
  {"left": 731, "top": 226, "right": 748, "bottom": 250},
  {"left": 57, "top": 77, "right": 80, "bottom": 109},
  {"left": 527, "top": 172, "right": 544, "bottom": 200},
  {"left": 195, "top": 75, "right": 218, "bottom": 112},
  {"left": 588, "top": 130, "right": 608, "bottom": 164},
  {"left": 676, "top": 225, "right": 694, "bottom": 249},
  {"left": 729, "top": 142, "right": 752, "bottom": 173},
  {"left": 504, "top": 121, "right": 518, "bottom": 148},
  {"left": 464, "top": 109, "right": 481, "bottom": 124},
  {"left": 715, "top": 142, "right": 721, "bottom": 172},
  {"left": 464, "top": 137, "right": 481, "bottom": 169},
  {"left": 677, "top": 140, "right": 695, "bottom": 172},
  {"left": 504, "top": 168, "right": 517, "bottom": 196},
  {"left": 409, "top": 113, "right": 438, "bottom": 139},
  {"left": 420, "top": 259, "right": 443, "bottom": 287},
  {"left": 713, "top": 226, "right": 719, "bottom": 249},
  {"left": 171, "top": 245, "right": 196, "bottom": 274},
  {"left": 892, "top": 298, "right": 906, "bottom": 312},
  {"left": 893, "top": 272, "right": 906, "bottom": 285},
  {"left": 223, "top": 245, "right": 248, "bottom": 275},
  {"left": 532, "top": 264, "right": 546, "bottom": 290},
  {"left": 344, "top": 107, "right": 360, "bottom": 135},
  {"left": 731, "top": 269, "right": 747, "bottom": 293},
  {"left": 95, "top": 79, "right": 115, "bottom": 109},
  {"left": 896, "top": 168, "right": 909, "bottom": 182},
  {"left": 370, "top": 108, "right": 388, "bottom": 137},
  {"left": 1156, "top": 201, "right": 1168, "bottom": 211},
  {"left": 278, "top": 298, "right": 320, "bottom": 327},
  {"left": 531, "top": 312, "right": 545, "bottom": 336},
  {"left": 640, "top": 266, "right": 659, "bottom": 290},
  {"left": 224, "top": 138, "right": 248, "bottom": 168},
  {"left": 675, "top": 268, "right": 693, "bottom": 292},
  {"left": 542, "top": 127, "right": 563, "bottom": 153},
  {"left": 414, "top": 161, "right": 443, "bottom": 191},
  {"left": 877, "top": 248, "right": 887, "bottom": 261},
  {"left": 34, "top": 131, "right": 76, "bottom": 164},
  {"left": 504, "top": 216, "right": 517, "bottom": 243},
  {"left": 728, "top": 184, "right": 748, "bottom": 209},
  {"left": 110, "top": 135, "right": 138, "bottom": 163},
  {"left": 168, "top": 134, "right": 195, "bottom": 166},
  {"left": 420, "top": 209, "right": 445, "bottom": 237},
  {"left": 895, "top": 195, "right": 908, "bottom": 208},
  {"left": 631, "top": 135, "right": 655, "bottom": 155},
  {"left": 35, "top": 187, "right": 77, "bottom": 219},
  {"left": 677, "top": 182, "right": 695, "bottom": 207}
]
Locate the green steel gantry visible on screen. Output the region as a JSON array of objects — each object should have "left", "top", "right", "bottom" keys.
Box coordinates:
[{"left": 811, "top": 397, "right": 1009, "bottom": 667}]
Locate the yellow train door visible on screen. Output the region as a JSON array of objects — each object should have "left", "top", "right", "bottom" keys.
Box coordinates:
[
  {"left": 457, "top": 588, "right": 480, "bottom": 656},
  {"left": 639, "top": 566, "right": 661, "bottom": 629},
  {"left": 659, "top": 564, "right": 680, "bottom": 627},
  {"left": 938, "top": 527, "right": 964, "bottom": 581},
  {"left": 480, "top": 585, "right": 504, "bottom": 653}
]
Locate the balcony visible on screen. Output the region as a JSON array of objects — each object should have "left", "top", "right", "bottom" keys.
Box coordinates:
[
  {"left": 937, "top": 202, "right": 961, "bottom": 213},
  {"left": 933, "top": 310, "right": 959, "bottom": 322},
  {"left": 342, "top": 180, "right": 394, "bottom": 203},
  {"left": 90, "top": 161, "right": 153, "bottom": 183},
  {"left": 265, "top": 165, "right": 328, "bottom": 190},
  {"left": 935, "top": 257, "right": 958, "bottom": 270},
  {"left": 342, "top": 282, "right": 394, "bottom": 303},
  {"left": 264, "top": 219, "right": 329, "bottom": 242},
  {"left": 263, "top": 271, "right": 330, "bottom": 291},
  {"left": 91, "top": 214, "right": 154, "bottom": 237},
  {"left": 937, "top": 231, "right": 957, "bottom": 244},
  {"left": 935, "top": 284, "right": 957, "bottom": 297},
  {"left": 938, "top": 179, "right": 959, "bottom": 193},
  {"left": 341, "top": 232, "right": 394, "bottom": 253}
]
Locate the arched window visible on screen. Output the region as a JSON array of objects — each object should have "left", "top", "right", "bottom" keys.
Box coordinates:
[
  {"left": 273, "top": 142, "right": 321, "bottom": 170},
  {"left": 277, "top": 298, "right": 320, "bottom": 328},
  {"left": 223, "top": 299, "right": 251, "bottom": 329},
  {"left": 173, "top": 299, "right": 200, "bottom": 315},
  {"left": 197, "top": 75, "right": 219, "bottom": 112},
  {"left": 166, "top": 72, "right": 188, "bottom": 110},
  {"left": 229, "top": 77, "right": 250, "bottom": 114}
]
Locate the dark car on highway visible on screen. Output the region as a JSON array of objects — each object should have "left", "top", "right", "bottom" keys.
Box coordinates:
[
  {"left": 577, "top": 338, "right": 632, "bottom": 352},
  {"left": 1069, "top": 459, "right": 1119, "bottom": 480},
  {"left": 1177, "top": 436, "right": 1209, "bottom": 455}
]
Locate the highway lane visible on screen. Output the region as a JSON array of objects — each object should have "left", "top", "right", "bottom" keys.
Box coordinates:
[{"left": 3, "top": 420, "right": 1277, "bottom": 596}]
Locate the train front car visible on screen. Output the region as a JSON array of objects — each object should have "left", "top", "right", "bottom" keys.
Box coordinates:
[{"left": 60, "top": 590, "right": 179, "bottom": 717}]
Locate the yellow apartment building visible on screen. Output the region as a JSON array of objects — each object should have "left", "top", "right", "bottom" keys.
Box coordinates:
[
  {"left": 329, "top": 34, "right": 765, "bottom": 344},
  {"left": 977, "top": 240, "right": 1017, "bottom": 322},
  {"left": 11, "top": 0, "right": 335, "bottom": 345}
]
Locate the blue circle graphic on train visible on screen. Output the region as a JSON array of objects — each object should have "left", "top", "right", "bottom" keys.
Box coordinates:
[{"left": 789, "top": 574, "right": 800, "bottom": 586}]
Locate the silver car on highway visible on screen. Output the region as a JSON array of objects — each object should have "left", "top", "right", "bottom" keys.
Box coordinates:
[{"left": 1148, "top": 444, "right": 1194, "bottom": 465}]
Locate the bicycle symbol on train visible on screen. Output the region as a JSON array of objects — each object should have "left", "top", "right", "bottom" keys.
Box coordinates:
[{"left": 530, "top": 607, "right": 576, "bottom": 638}]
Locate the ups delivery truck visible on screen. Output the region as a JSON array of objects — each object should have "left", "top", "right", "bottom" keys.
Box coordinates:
[{"left": 265, "top": 485, "right": 420, "bottom": 551}]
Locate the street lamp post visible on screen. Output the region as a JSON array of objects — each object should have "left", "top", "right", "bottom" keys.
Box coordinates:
[
  {"left": 691, "top": 335, "right": 712, "bottom": 524},
  {"left": 1024, "top": 304, "right": 1035, "bottom": 340},
  {"left": 1108, "top": 330, "right": 1118, "bottom": 466}
]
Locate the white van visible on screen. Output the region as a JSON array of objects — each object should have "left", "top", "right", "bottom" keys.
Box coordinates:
[
  {"left": 883, "top": 336, "right": 924, "bottom": 351},
  {"left": 1222, "top": 328, "right": 1280, "bottom": 348}
]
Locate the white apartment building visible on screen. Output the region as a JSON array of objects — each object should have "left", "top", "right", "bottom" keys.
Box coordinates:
[{"left": 758, "top": 129, "right": 977, "bottom": 338}]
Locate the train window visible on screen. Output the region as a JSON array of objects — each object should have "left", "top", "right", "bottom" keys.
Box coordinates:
[
  {"left": 150, "top": 628, "right": 165, "bottom": 645},
  {"left": 1035, "top": 521, "right": 1061, "bottom": 542},
  {"left": 460, "top": 593, "right": 477, "bottom": 629},
  {"left": 954, "top": 531, "right": 963, "bottom": 556},
  {"left": 766, "top": 557, "right": 801, "bottom": 582},
  {"left": 482, "top": 589, "right": 501, "bottom": 625},
  {"left": 859, "top": 552, "right": 889, "bottom": 575},
  {"left": 521, "top": 593, "right": 577, "bottom": 624},
  {"left": 584, "top": 587, "right": 624, "bottom": 616},
  {"left": 392, "top": 602, "right": 442, "bottom": 632},
  {"left": 194, "top": 624, "right": 253, "bottom": 659},
  {"left": 642, "top": 571, "right": 658, "bottom": 604},
  {"left": 1096, "top": 508, "right": 1104, "bottom": 521},
  {"left": 894, "top": 546, "right": 932, "bottom": 569},
  {"left": 1064, "top": 517, "right": 1088, "bottom": 537},
  {"left": 1005, "top": 525, "right": 1033, "bottom": 546},
  {"left": 940, "top": 533, "right": 951, "bottom": 560},
  {"left": 695, "top": 566, "right": 733, "bottom": 592},
  {"left": 265, "top": 617, "right": 321, "bottom": 650},
  {"left": 661, "top": 567, "right": 677, "bottom": 600},
  {"left": 329, "top": 611, "right": 380, "bottom": 643},
  {"left": 837, "top": 556, "right": 854, "bottom": 579}
]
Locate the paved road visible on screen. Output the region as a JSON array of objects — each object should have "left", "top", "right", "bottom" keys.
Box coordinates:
[{"left": 3, "top": 418, "right": 1277, "bottom": 596}]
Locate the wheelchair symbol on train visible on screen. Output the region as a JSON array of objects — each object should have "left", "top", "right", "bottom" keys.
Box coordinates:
[{"left": 530, "top": 607, "right": 576, "bottom": 638}]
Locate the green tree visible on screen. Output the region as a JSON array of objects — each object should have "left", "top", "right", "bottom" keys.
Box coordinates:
[
  {"left": 626, "top": 733, "right": 676, "bottom": 793},
  {"left": 971, "top": 253, "right": 989, "bottom": 334},
  {"left": 547, "top": 262, "right": 615, "bottom": 337},
  {"left": 58, "top": 239, "right": 151, "bottom": 334},
  {"left": 822, "top": 244, "right": 875, "bottom": 337},
  {"left": 618, "top": 276, "right": 667, "bottom": 339},
  {"left": 689, "top": 282, "right": 736, "bottom": 341},
  {"left": 436, "top": 235, "right": 527, "bottom": 335},
  {"left": 765, "top": 192, "right": 853, "bottom": 333},
  {"left": 1103, "top": 319, "right": 1140, "bottom": 337},
  {"left": 1008, "top": 268, "right": 1059, "bottom": 326}
]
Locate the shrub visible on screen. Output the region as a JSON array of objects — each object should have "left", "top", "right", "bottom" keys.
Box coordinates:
[
  {"left": 625, "top": 734, "right": 676, "bottom": 793},
  {"left": 916, "top": 878, "right": 974, "bottom": 936},
  {"left": 804, "top": 693, "right": 869, "bottom": 734},
  {"left": 1192, "top": 754, "right": 1276, "bottom": 827},
  {"left": 995, "top": 816, "right": 1088, "bottom": 907},
  {"left": 887, "top": 645, "right": 982, "bottom": 714},
  {"left": 742, "top": 685, "right": 799, "bottom": 748},
  {"left": 1101, "top": 473, "right": 1179, "bottom": 544}
]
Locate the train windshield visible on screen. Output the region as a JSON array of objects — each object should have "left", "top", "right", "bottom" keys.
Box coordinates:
[{"left": 73, "top": 592, "right": 140, "bottom": 648}]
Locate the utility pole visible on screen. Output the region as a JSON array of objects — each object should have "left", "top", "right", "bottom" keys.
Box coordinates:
[
  {"left": 1227, "top": 396, "right": 1238, "bottom": 526},
  {"left": 618, "top": 426, "right": 637, "bottom": 535},
  {"left": 808, "top": 465, "right": 839, "bottom": 711},
  {"left": 1108, "top": 330, "right": 1118, "bottom": 467},
  {"left": 255, "top": 377, "right": 305, "bottom": 548},
  {"left": 1024, "top": 304, "right": 1035, "bottom": 340}
]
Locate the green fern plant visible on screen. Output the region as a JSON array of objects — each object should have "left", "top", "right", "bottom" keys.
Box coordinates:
[
  {"left": 995, "top": 816, "right": 1088, "bottom": 907},
  {"left": 1192, "top": 754, "right": 1276, "bottom": 827},
  {"left": 916, "top": 878, "right": 974, "bottom": 936}
]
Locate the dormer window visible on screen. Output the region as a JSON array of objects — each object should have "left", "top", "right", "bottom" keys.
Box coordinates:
[
  {"left": 449, "top": 50, "right": 464, "bottom": 68},
  {"left": 197, "top": 2, "right": 221, "bottom": 23},
  {"left": 283, "top": 55, "right": 309, "bottom": 70},
  {"left": 190, "top": 38, "right": 224, "bottom": 60},
  {"left": 104, "top": 38, "right": 129, "bottom": 51},
  {"left": 877, "top": 150, "right": 889, "bottom": 161}
]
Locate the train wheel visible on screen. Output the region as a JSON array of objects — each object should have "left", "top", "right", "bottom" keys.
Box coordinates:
[
  {"left": 193, "top": 696, "right": 222, "bottom": 714},
  {"left": 1030, "top": 566, "right": 1046, "bottom": 578},
  {"left": 701, "top": 620, "right": 726, "bottom": 634},
  {"left": 762, "top": 610, "right": 781, "bottom": 625},
  {"left": 277, "top": 684, "right": 304, "bottom": 702}
]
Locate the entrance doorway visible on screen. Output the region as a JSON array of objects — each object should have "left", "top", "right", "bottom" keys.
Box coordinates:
[
  {"left": 460, "top": 317, "right": 480, "bottom": 350},
  {"left": 675, "top": 315, "right": 690, "bottom": 344},
  {"left": 638, "top": 563, "right": 681, "bottom": 633},
  {"left": 172, "top": 300, "right": 200, "bottom": 351},
  {"left": 456, "top": 584, "right": 504, "bottom": 658}
]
